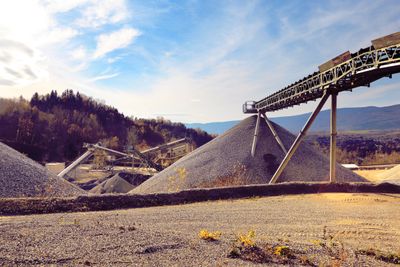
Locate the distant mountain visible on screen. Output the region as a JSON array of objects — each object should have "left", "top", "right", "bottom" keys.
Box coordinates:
[{"left": 186, "top": 104, "right": 400, "bottom": 134}]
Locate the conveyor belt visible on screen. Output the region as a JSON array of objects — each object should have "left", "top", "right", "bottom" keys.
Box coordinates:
[{"left": 243, "top": 32, "right": 400, "bottom": 113}]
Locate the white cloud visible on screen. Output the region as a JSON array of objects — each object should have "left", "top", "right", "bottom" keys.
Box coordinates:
[
  {"left": 164, "top": 51, "right": 174, "bottom": 58},
  {"left": 0, "top": 0, "right": 135, "bottom": 90},
  {"left": 88, "top": 72, "right": 120, "bottom": 82},
  {"left": 0, "top": 1, "right": 79, "bottom": 46},
  {"left": 107, "top": 56, "right": 123, "bottom": 64},
  {"left": 351, "top": 81, "right": 400, "bottom": 102},
  {"left": 93, "top": 28, "right": 140, "bottom": 59},
  {"left": 0, "top": 40, "right": 48, "bottom": 86},
  {"left": 0, "top": 1, "right": 52, "bottom": 43},
  {"left": 43, "top": 0, "right": 89, "bottom": 13},
  {"left": 0, "top": 0, "right": 49, "bottom": 87},
  {"left": 70, "top": 46, "right": 88, "bottom": 60},
  {"left": 75, "top": 0, "right": 129, "bottom": 28},
  {"left": 0, "top": 1, "right": 81, "bottom": 88},
  {"left": 41, "top": 27, "right": 79, "bottom": 45}
]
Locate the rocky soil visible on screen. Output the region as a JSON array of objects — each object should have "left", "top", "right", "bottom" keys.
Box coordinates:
[{"left": 1, "top": 193, "right": 399, "bottom": 266}]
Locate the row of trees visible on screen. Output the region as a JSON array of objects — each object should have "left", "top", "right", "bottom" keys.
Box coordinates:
[
  {"left": 310, "top": 135, "right": 400, "bottom": 165},
  {"left": 0, "top": 90, "right": 213, "bottom": 162}
]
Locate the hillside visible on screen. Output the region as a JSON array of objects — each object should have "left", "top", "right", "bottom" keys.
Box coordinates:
[
  {"left": 186, "top": 104, "right": 400, "bottom": 134},
  {"left": 0, "top": 90, "right": 213, "bottom": 162}
]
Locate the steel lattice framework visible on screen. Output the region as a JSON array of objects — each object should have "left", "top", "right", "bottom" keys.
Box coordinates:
[
  {"left": 243, "top": 32, "right": 400, "bottom": 184},
  {"left": 243, "top": 32, "right": 400, "bottom": 113}
]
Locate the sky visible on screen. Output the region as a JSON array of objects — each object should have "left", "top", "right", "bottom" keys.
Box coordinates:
[{"left": 0, "top": 0, "right": 399, "bottom": 123}]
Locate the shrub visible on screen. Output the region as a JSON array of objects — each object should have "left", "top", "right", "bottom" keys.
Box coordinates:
[
  {"left": 238, "top": 230, "right": 256, "bottom": 247},
  {"left": 198, "top": 229, "right": 222, "bottom": 241}
]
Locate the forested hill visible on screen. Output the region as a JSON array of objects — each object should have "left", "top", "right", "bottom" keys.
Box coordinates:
[{"left": 0, "top": 90, "right": 213, "bottom": 162}]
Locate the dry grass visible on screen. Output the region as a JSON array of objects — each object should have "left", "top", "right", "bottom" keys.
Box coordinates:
[{"left": 167, "top": 167, "right": 187, "bottom": 192}]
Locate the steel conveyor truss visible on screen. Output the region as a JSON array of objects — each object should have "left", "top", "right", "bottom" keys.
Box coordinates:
[
  {"left": 243, "top": 32, "right": 400, "bottom": 184},
  {"left": 244, "top": 32, "right": 400, "bottom": 114}
]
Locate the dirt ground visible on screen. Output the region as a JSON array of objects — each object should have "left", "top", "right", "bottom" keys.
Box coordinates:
[{"left": 1, "top": 193, "right": 399, "bottom": 266}]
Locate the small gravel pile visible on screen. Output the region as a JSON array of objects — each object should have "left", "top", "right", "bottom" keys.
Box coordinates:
[
  {"left": 131, "top": 116, "right": 365, "bottom": 194},
  {"left": 89, "top": 174, "right": 135, "bottom": 194},
  {"left": 0, "top": 142, "right": 86, "bottom": 198},
  {"left": 78, "top": 176, "right": 109, "bottom": 191},
  {"left": 116, "top": 172, "right": 152, "bottom": 187},
  {"left": 89, "top": 172, "right": 152, "bottom": 194},
  {"left": 378, "top": 165, "right": 400, "bottom": 185}
]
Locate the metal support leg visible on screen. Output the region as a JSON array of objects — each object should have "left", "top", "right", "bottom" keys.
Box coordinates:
[
  {"left": 261, "top": 113, "right": 288, "bottom": 154},
  {"left": 58, "top": 150, "right": 93, "bottom": 178},
  {"left": 251, "top": 112, "right": 261, "bottom": 157},
  {"left": 269, "top": 92, "right": 330, "bottom": 184},
  {"left": 330, "top": 93, "right": 337, "bottom": 183}
]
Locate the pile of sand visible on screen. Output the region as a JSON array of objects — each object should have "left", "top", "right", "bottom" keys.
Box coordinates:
[
  {"left": 0, "top": 142, "right": 86, "bottom": 198},
  {"left": 131, "top": 116, "right": 365, "bottom": 194},
  {"left": 377, "top": 165, "right": 400, "bottom": 184}
]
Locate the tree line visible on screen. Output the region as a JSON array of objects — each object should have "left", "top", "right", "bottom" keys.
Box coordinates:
[
  {"left": 309, "top": 133, "right": 400, "bottom": 165},
  {"left": 0, "top": 90, "right": 213, "bottom": 162}
]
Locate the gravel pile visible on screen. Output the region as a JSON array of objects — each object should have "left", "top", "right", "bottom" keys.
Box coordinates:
[
  {"left": 117, "top": 172, "right": 152, "bottom": 187},
  {"left": 378, "top": 165, "right": 400, "bottom": 185},
  {"left": 0, "top": 142, "right": 86, "bottom": 198},
  {"left": 89, "top": 172, "right": 152, "bottom": 194},
  {"left": 89, "top": 173, "right": 135, "bottom": 194},
  {"left": 131, "top": 116, "right": 365, "bottom": 194},
  {"left": 77, "top": 177, "right": 108, "bottom": 191}
]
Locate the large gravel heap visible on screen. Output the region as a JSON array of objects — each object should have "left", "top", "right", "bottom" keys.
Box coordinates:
[
  {"left": 131, "top": 116, "right": 365, "bottom": 194},
  {"left": 378, "top": 165, "right": 400, "bottom": 184},
  {"left": 0, "top": 142, "right": 86, "bottom": 198}
]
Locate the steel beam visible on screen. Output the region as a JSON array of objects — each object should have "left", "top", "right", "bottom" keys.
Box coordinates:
[
  {"left": 90, "top": 143, "right": 131, "bottom": 157},
  {"left": 269, "top": 92, "right": 330, "bottom": 184},
  {"left": 251, "top": 112, "right": 261, "bottom": 157},
  {"left": 330, "top": 93, "right": 337, "bottom": 183},
  {"left": 58, "top": 150, "right": 93, "bottom": 178},
  {"left": 261, "top": 113, "right": 287, "bottom": 154},
  {"left": 91, "top": 143, "right": 162, "bottom": 171}
]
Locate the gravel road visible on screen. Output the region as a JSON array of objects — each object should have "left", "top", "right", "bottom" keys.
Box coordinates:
[{"left": 1, "top": 193, "right": 399, "bottom": 266}]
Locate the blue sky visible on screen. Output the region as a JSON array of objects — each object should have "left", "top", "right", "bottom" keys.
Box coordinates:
[{"left": 0, "top": 0, "right": 399, "bottom": 122}]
